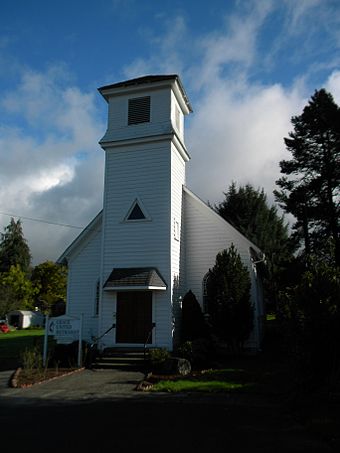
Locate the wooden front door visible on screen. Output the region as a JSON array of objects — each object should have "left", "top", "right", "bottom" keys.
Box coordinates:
[{"left": 116, "top": 291, "right": 152, "bottom": 344}]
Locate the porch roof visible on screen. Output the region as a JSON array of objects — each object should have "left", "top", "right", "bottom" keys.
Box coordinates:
[{"left": 103, "top": 267, "right": 167, "bottom": 291}]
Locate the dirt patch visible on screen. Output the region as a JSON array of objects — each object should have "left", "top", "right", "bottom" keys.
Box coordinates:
[{"left": 10, "top": 367, "right": 84, "bottom": 388}]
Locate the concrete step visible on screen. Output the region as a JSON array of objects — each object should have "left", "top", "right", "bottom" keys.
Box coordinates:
[{"left": 91, "top": 348, "right": 149, "bottom": 371}]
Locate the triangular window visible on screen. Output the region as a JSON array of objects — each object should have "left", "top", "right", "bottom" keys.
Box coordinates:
[
  {"left": 128, "top": 203, "right": 145, "bottom": 220},
  {"left": 124, "top": 198, "right": 151, "bottom": 222}
]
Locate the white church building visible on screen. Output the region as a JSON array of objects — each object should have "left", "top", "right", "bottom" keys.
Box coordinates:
[{"left": 58, "top": 75, "right": 265, "bottom": 351}]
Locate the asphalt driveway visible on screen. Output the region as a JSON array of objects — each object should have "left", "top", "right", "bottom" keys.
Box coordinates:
[
  {"left": 0, "top": 368, "right": 336, "bottom": 452},
  {"left": 0, "top": 368, "right": 145, "bottom": 404}
]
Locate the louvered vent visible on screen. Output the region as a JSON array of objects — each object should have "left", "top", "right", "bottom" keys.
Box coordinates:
[{"left": 128, "top": 96, "right": 151, "bottom": 125}]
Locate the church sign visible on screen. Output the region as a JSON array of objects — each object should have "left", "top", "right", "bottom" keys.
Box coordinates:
[
  {"left": 48, "top": 316, "right": 80, "bottom": 339},
  {"left": 43, "top": 315, "right": 83, "bottom": 367}
]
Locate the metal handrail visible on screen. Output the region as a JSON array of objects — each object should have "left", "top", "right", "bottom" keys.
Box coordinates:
[
  {"left": 86, "top": 323, "right": 116, "bottom": 369},
  {"left": 90, "top": 322, "right": 116, "bottom": 349}
]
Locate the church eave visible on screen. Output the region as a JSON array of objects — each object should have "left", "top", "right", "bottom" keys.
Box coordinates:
[
  {"left": 99, "top": 132, "right": 190, "bottom": 161},
  {"left": 57, "top": 211, "right": 103, "bottom": 264},
  {"left": 98, "top": 74, "right": 192, "bottom": 113}
]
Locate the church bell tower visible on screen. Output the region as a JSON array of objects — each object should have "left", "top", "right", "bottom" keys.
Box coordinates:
[{"left": 97, "top": 75, "right": 192, "bottom": 350}]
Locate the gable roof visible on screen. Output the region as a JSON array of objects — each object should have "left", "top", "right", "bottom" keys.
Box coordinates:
[
  {"left": 57, "top": 188, "right": 264, "bottom": 265},
  {"left": 183, "top": 186, "right": 263, "bottom": 258},
  {"left": 103, "top": 267, "right": 167, "bottom": 291},
  {"left": 57, "top": 211, "right": 102, "bottom": 264}
]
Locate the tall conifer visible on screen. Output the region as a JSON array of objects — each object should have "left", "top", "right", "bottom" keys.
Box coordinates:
[
  {"left": 275, "top": 89, "right": 340, "bottom": 265},
  {"left": 0, "top": 218, "right": 31, "bottom": 273}
]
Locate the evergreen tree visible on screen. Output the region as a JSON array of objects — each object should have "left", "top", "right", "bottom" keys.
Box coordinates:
[
  {"left": 216, "top": 183, "right": 293, "bottom": 258},
  {"left": 274, "top": 89, "right": 340, "bottom": 266},
  {"left": 0, "top": 218, "right": 31, "bottom": 274},
  {"left": 206, "top": 244, "right": 253, "bottom": 352},
  {"left": 215, "top": 182, "right": 294, "bottom": 309}
]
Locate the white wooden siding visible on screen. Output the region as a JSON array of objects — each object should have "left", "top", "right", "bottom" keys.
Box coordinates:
[
  {"left": 170, "top": 144, "right": 186, "bottom": 345},
  {"left": 100, "top": 139, "right": 175, "bottom": 349},
  {"left": 101, "top": 87, "right": 172, "bottom": 143},
  {"left": 101, "top": 141, "right": 171, "bottom": 276},
  {"left": 66, "top": 228, "right": 102, "bottom": 342},
  {"left": 171, "top": 91, "right": 184, "bottom": 143},
  {"left": 183, "top": 187, "right": 263, "bottom": 349}
]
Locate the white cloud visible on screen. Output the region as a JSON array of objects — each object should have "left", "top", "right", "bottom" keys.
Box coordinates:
[
  {"left": 326, "top": 70, "right": 340, "bottom": 104},
  {"left": 186, "top": 81, "right": 304, "bottom": 205},
  {"left": 122, "top": 5, "right": 304, "bottom": 207},
  {"left": 283, "top": 0, "right": 322, "bottom": 31},
  {"left": 0, "top": 65, "right": 105, "bottom": 264},
  {"left": 193, "top": 0, "right": 273, "bottom": 89},
  {"left": 1, "top": 1, "right": 338, "bottom": 264}
]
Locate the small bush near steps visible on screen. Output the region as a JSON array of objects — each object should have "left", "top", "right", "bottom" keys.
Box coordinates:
[{"left": 148, "top": 347, "right": 191, "bottom": 376}]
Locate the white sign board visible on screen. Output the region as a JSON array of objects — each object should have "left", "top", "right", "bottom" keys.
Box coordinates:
[
  {"left": 48, "top": 316, "right": 80, "bottom": 340},
  {"left": 43, "top": 314, "right": 83, "bottom": 367}
]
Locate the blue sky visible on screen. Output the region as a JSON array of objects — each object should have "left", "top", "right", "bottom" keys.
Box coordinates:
[{"left": 0, "top": 0, "right": 340, "bottom": 264}]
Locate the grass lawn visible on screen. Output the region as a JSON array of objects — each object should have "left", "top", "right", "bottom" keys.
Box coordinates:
[
  {"left": 150, "top": 368, "right": 256, "bottom": 393},
  {"left": 0, "top": 328, "right": 45, "bottom": 370}
]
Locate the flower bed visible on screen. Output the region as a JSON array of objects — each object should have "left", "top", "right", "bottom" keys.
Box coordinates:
[{"left": 10, "top": 367, "right": 84, "bottom": 388}]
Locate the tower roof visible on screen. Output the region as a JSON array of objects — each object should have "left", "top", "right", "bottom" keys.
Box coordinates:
[{"left": 98, "top": 74, "right": 192, "bottom": 112}]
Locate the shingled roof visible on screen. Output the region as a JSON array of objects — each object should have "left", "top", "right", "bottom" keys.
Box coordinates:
[
  {"left": 103, "top": 267, "right": 167, "bottom": 290},
  {"left": 98, "top": 74, "right": 192, "bottom": 112},
  {"left": 98, "top": 75, "right": 178, "bottom": 91}
]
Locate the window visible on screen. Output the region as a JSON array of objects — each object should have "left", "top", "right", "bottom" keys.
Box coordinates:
[
  {"left": 124, "top": 198, "right": 151, "bottom": 222},
  {"left": 127, "top": 203, "right": 146, "bottom": 220},
  {"left": 128, "top": 96, "right": 151, "bottom": 125}
]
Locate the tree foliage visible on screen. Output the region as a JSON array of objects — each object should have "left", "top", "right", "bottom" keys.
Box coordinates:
[
  {"left": 274, "top": 89, "right": 340, "bottom": 266},
  {"left": 216, "top": 183, "right": 293, "bottom": 269},
  {"left": 278, "top": 260, "right": 340, "bottom": 391},
  {"left": 0, "top": 265, "right": 37, "bottom": 317},
  {"left": 30, "top": 261, "right": 67, "bottom": 314},
  {"left": 0, "top": 218, "right": 31, "bottom": 274},
  {"left": 206, "top": 244, "right": 253, "bottom": 352},
  {"left": 215, "top": 182, "right": 294, "bottom": 309}
]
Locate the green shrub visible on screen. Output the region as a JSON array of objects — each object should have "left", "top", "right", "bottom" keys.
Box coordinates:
[
  {"left": 51, "top": 340, "right": 88, "bottom": 368},
  {"left": 206, "top": 244, "right": 253, "bottom": 353},
  {"left": 178, "top": 341, "right": 193, "bottom": 362},
  {"left": 21, "top": 345, "right": 43, "bottom": 372},
  {"left": 178, "top": 338, "right": 212, "bottom": 368},
  {"left": 149, "top": 348, "right": 171, "bottom": 367}
]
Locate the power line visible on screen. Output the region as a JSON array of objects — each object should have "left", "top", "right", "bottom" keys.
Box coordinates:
[{"left": 0, "top": 211, "right": 84, "bottom": 230}]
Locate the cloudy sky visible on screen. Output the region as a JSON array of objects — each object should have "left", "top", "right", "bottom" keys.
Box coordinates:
[{"left": 0, "top": 0, "right": 339, "bottom": 265}]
